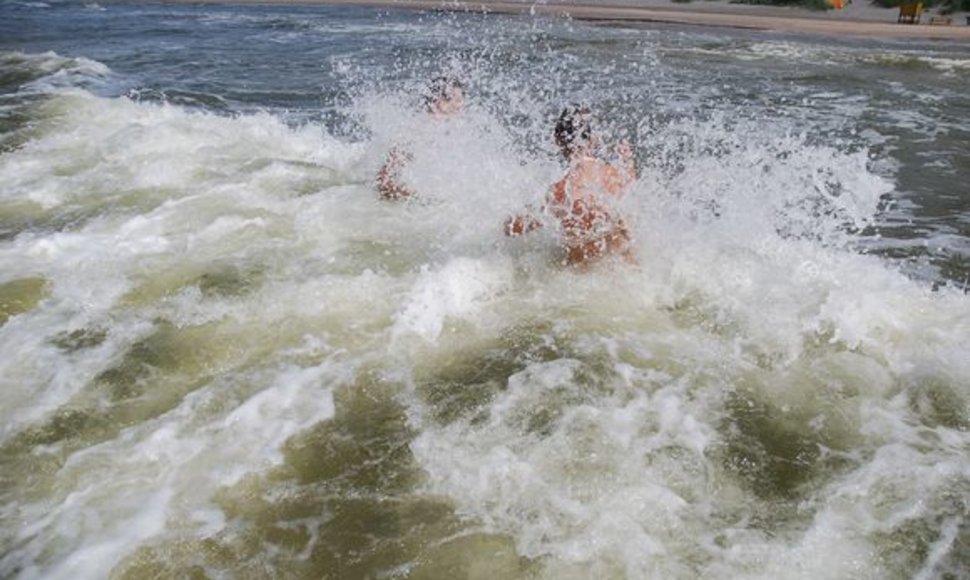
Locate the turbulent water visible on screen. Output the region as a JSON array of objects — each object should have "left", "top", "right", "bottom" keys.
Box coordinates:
[{"left": 2, "top": 1, "right": 970, "bottom": 578}]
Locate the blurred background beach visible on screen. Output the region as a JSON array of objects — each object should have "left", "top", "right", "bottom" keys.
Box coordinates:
[{"left": 211, "top": 0, "right": 970, "bottom": 37}]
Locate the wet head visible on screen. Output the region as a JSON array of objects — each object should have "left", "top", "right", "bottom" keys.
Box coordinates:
[
  {"left": 554, "top": 104, "right": 595, "bottom": 160},
  {"left": 426, "top": 76, "right": 464, "bottom": 117}
]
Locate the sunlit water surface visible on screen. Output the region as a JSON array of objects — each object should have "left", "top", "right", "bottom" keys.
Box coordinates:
[{"left": 1, "top": 2, "right": 969, "bottom": 579}]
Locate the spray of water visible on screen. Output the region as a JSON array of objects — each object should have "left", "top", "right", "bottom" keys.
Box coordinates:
[{"left": 1, "top": 15, "right": 969, "bottom": 579}]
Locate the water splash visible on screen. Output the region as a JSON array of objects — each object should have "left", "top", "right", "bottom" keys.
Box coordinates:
[{"left": 2, "top": 6, "right": 970, "bottom": 579}]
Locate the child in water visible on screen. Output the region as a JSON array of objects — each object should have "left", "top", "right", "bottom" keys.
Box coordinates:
[
  {"left": 505, "top": 105, "right": 637, "bottom": 267},
  {"left": 376, "top": 76, "right": 465, "bottom": 201}
]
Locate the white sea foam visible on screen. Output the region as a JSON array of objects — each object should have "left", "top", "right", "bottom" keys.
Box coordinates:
[
  {"left": 921, "top": 56, "right": 970, "bottom": 75},
  {"left": 3, "top": 349, "right": 341, "bottom": 579},
  {"left": 865, "top": 52, "right": 970, "bottom": 77},
  {"left": 745, "top": 42, "right": 838, "bottom": 64},
  {"left": 393, "top": 97, "right": 970, "bottom": 578},
  {"left": 392, "top": 257, "right": 514, "bottom": 343},
  {"left": 407, "top": 241, "right": 970, "bottom": 577}
]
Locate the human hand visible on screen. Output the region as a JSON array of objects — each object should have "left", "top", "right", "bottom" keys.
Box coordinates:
[
  {"left": 505, "top": 215, "right": 526, "bottom": 236},
  {"left": 505, "top": 213, "right": 542, "bottom": 236}
]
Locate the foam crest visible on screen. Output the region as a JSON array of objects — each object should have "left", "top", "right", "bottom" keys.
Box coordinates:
[
  {"left": 392, "top": 257, "right": 514, "bottom": 343},
  {"left": 0, "top": 83, "right": 374, "bottom": 464},
  {"left": 0, "top": 312, "right": 156, "bottom": 441},
  {"left": 0, "top": 51, "right": 112, "bottom": 96},
  {"left": 397, "top": 103, "right": 970, "bottom": 575},
  {"left": 3, "top": 353, "right": 341, "bottom": 580},
  {"left": 0, "top": 89, "right": 351, "bottom": 211},
  {"left": 411, "top": 355, "right": 719, "bottom": 577},
  {"left": 407, "top": 257, "right": 970, "bottom": 577},
  {"left": 921, "top": 56, "right": 970, "bottom": 75}
]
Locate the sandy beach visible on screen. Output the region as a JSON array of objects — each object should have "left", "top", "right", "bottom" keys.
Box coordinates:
[{"left": 177, "top": 0, "right": 970, "bottom": 40}]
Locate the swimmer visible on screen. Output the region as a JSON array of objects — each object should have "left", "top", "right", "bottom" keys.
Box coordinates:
[
  {"left": 505, "top": 104, "right": 637, "bottom": 267},
  {"left": 376, "top": 76, "right": 465, "bottom": 201}
]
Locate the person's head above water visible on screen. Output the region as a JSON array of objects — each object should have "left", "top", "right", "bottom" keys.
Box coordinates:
[
  {"left": 425, "top": 76, "right": 464, "bottom": 116},
  {"left": 554, "top": 104, "right": 595, "bottom": 159}
]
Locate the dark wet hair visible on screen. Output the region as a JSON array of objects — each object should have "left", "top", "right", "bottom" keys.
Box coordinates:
[
  {"left": 425, "top": 76, "right": 464, "bottom": 110},
  {"left": 554, "top": 104, "right": 593, "bottom": 157}
]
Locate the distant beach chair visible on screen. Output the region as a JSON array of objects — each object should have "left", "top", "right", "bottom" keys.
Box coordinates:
[{"left": 897, "top": 2, "right": 923, "bottom": 24}]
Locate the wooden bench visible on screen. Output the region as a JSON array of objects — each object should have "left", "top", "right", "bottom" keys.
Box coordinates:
[
  {"left": 928, "top": 15, "right": 952, "bottom": 25},
  {"left": 897, "top": 2, "right": 923, "bottom": 24}
]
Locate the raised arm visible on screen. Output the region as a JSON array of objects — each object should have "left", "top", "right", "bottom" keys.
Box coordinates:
[
  {"left": 376, "top": 147, "right": 415, "bottom": 201},
  {"left": 505, "top": 208, "right": 543, "bottom": 236}
]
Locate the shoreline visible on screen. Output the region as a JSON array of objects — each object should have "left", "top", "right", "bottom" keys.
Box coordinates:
[{"left": 166, "top": 0, "right": 970, "bottom": 40}]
